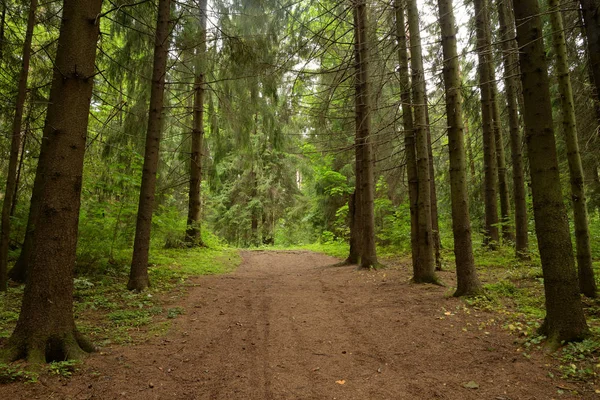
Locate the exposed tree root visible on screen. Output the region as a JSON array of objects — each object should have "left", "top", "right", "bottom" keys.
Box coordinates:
[
  {"left": 411, "top": 275, "right": 444, "bottom": 286},
  {"left": 453, "top": 286, "right": 483, "bottom": 298},
  {"left": 1, "top": 329, "right": 95, "bottom": 364}
]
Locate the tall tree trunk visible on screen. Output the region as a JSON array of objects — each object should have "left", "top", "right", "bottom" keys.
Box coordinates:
[
  {"left": 186, "top": 0, "right": 207, "bottom": 246},
  {"left": 437, "top": 0, "right": 482, "bottom": 296},
  {"left": 549, "top": 0, "right": 597, "bottom": 298},
  {"left": 0, "top": 0, "right": 6, "bottom": 62},
  {"left": 490, "top": 86, "right": 513, "bottom": 243},
  {"left": 354, "top": 0, "right": 378, "bottom": 269},
  {"left": 1, "top": 0, "right": 102, "bottom": 363},
  {"left": 474, "top": 0, "right": 500, "bottom": 248},
  {"left": 345, "top": 4, "right": 363, "bottom": 266},
  {"left": 406, "top": 0, "right": 436, "bottom": 282},
  {"left": 495, "top": 0, "right": 529, "bottom": 258},
  {"left": 579, "top": 0, "right": 600, "bottom": 109},
  {"left": 425, "top": 95, "right": 442, "bottom": 269},
  {"left": 128, "top": 0, "right": 171, "bottom": 291},
  {"left": 0, "top": 0, "right": 37, "bottom": 291},
  {"left": 512, "top": 0, "right": 589, "bottom": 346},
  {"left": 395, "top": 0, "right": 419, "bottom": 271}
]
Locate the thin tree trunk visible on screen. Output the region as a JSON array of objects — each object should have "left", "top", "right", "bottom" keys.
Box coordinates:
[
  {"left": 490, "top": 85, "right": 513, "bottom": 243},
  {"left": 512, "top": 0, "right": 589, "bottom": 347},
  {"left": 185, "top": 0, "right": 207, "bottom": 246},
  {"left": 437, "top": 0, "right": 482, "bottom": 296},
  {"left": 10, "top": 121, "right": 27, "bottom": 218},
  {"left": 407, "top": 0, "right": 436, "bottom": 282},
  {"left": 0, "top": 0, "right": 37, "bottom": 291},
  {"left": 354, "top": 0, "right": 378, "bottom": 269},
  {"left": 2, "top": 0, "right": 102, "bottom": 363},
  {"left": 549, "top": 0, "right": 596, "bottom": 298},
  {"left": 466, "top": 121, "right": 477, "bottom": 183},
  {"left": 128, "top": 0, "right": 171, "bottom": 291},
  {"left": 395, "top": 0, "right": 419, "bottom": 271},
  {"left": 474, "top": 0, "right": 499, "bottom": 248},
  {"left": 425, "top": 95, "right": 442, "bottom": 269},
  {"left": 0, "top": 0, "right": 6, "bottom": 62},
  {"left": 345, "top": 4, "right": 363, "bottom": 266},
  {"left": 495, "top": 0, "right": 529, "bottom": 258},
  {"left": 579, "top": 0, "right": 600, "bottom": 108}
]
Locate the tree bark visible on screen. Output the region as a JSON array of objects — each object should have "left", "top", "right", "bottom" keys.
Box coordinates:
[
  {"left": 549, "top": 0, "right": 596, "bottom": 298},
  {"left": 513, "top": 0, "right": 589, "bottom": 346},
  {"left": 128, "top": 0, "right": 171, "bottom": 291},
  {"left": 474, "top": 0, "right": 500, "bottom": 248},
  {"left": 406, "top": 0, "right": 436, "bottom": 282},
  {"left": 495, "top": 0, "right": 529, "bottom": 258},
  {"left": 437, "top": 0, "right": 482, "bottom": 296},
  {"left": 354, "top": 0, "right": 378, "bottom": 269},
  {"left": 0, "top": 0, "right": 6, "bottom": 62},
  {"left": 186, "top": 0, "right": 207, "bottom": 246},
  {"left": 395, "top": 0, "right": 419, "bottom": 271},
  {"left": 425, "top": 95, "right": 442, "bottom": 269},
  {"left": 579, "top": 0, "right": 600, "bottom": 109},
  {"left": 344, "top": 191, "right": 360, "bottom": 264},
  {"left": 0, "top": 0, "right": 37, "bottom": 291},
  {"left": 1, "top": 0, "right": 102, "bottom": 363},
  {"left": 490, "top": 85, "right": 513, "bottom": 243}
]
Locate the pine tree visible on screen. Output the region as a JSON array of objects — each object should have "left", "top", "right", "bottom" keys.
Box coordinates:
[
  {"left": 0, "top": 0, "right": 37, "bottom": 291},
  {"left": 473, "top": 0, "right": 499, "bottom": 248},
  {"left": 1, "top": 0, "right": 103, "bottom": 363},
  {"left": 406, "top": 0, "right": 436, "bottom": 282},
  {"left": 512, "top": 0, "right": 589, "bottom": 346},
  {"left": 549, "top": 0, "right": 596, "bottom": 298},
  {"left": 495, "top": 0, "right": 528, "bottom": 258},
  {"left": 437, "top": 0, "right": 482, "bottom": 296},
  {"left": 129, "top": 0, "right": 172, "bottom": 291}
]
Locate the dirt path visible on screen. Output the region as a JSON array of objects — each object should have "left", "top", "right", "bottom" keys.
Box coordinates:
[{"left": 2, "top": 250, "right": 595, "bottom": 399}]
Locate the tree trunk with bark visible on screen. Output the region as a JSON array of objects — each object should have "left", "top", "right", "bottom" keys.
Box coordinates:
[
  {"left": 490, "top": 85, "right": 513, "bottom": 243},
  {"left": 437, "top": 0, "right": 482, "bottom": 296},
  {"left": 129, "top": 0, "right": 171, "bottom": 291},
  {"left": 186, "top": 0, "right": 207, "bottom": 246},
  {"left": 406, "top": 0, "right": 436, "bottom": 282},
  {"left": 549, "top": 0, "right": 596, "bottom": 298},
  {"left": 579, "top": 0, "right": 600, "bottom": 109},
  {"left": 395, "top": 0, "right": 419, "bottom": 271},
  {"left": 0, "top": 0, "right": 6, "bottom": 62},
  {"left": 344, "top": 190, "right": 360, "bottom": 264},
  {"left": 1, "top": 0, "right": 102, "bottom": 363},
  {"left": 474, "top": 0, "right": 500, "bottom": 248},
  {"left": 425, "top": 95, "right": 442, "bottom": 269},
  {"left": 354, "top": 0, "right": 378, "bottom": 269},
  {"left": 513, "top": 0, "right": 589, "bottom": 346},
  {"left": 0, "top": 0, "right": 37, "bottom": 291},
  {"left": 495, "top": 0, "right": 529, "bottom": 258}
]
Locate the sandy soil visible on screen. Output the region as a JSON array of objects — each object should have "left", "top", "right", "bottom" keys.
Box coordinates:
[{"left": 1, "top": 250, "right": 597, "bottom": 399}]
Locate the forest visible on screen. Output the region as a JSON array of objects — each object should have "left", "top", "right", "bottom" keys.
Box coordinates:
[{"left": 1, "top": 0, "right": 600, "bottom": 397}]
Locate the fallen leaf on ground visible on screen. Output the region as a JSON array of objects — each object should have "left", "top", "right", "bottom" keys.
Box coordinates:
[{"left": 463, "top": 381, "right": 479, "bottom": 389}]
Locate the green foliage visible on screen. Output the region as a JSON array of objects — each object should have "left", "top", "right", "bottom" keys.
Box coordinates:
[
  {"left": 0, "top": 363, "right": 38, "bottom": 384},
  {"left": 557, "top": 339, "right": 600, "bottom": 380},
  {"left": 108, "top": 310, "right": 152, "bottom": 327},
  {"left": 48, "top": 360, "right": 81, "bottom": 378},
  {"left": 167, "top": 307, "right": 185, "bottom": 319}
]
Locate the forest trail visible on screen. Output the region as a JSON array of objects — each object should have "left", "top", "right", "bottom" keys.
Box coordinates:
[{"left": 2, "top": 250, "right": 594, "bottom": 399}]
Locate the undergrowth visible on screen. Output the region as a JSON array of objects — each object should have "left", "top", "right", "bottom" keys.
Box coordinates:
[
  {"left": 461, "top": 244, "right": 600, "bottom": 385},
  {"left": 0, "top": 233, "right": 241, "bottom": 375}
]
